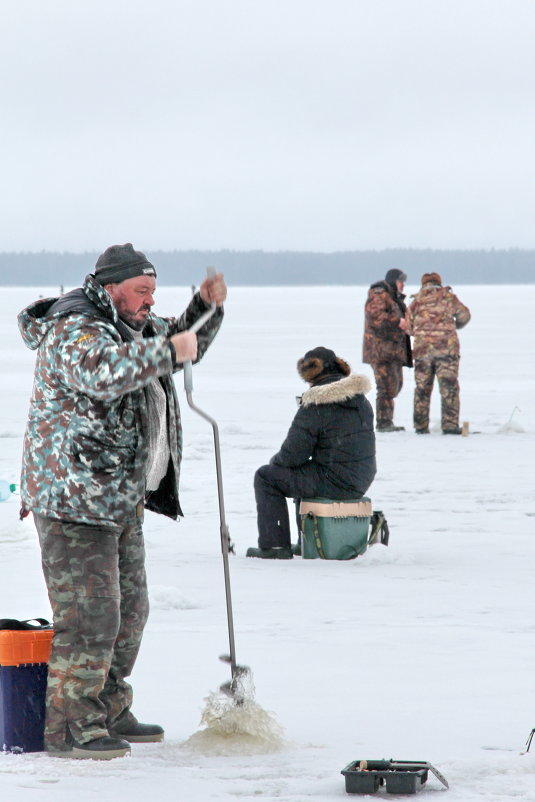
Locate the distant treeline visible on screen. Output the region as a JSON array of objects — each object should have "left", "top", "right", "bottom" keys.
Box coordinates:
[{"left": 0, "top": 248, "right": 534, "bottom": 286}]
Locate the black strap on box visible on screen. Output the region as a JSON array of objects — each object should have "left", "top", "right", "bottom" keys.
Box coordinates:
[
  {"left": 302, "top": 513, "right": 327, "bottom": 559},
  {"left": 0, "top": 618, "right": 52, "bottom": 630},
  {"left": 368, "top": 511, "right": 390, "bottom": 546}
]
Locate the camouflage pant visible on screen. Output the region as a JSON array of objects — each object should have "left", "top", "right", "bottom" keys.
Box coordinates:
[
  {"left": 34, "top": 514, "right": 149, "bottom": 750},
  {"left": 413, "top": 355, "right": 460, "bottom": 431},
  {"left": 371, "top": 361, "right": 404, "bottom": 426}
]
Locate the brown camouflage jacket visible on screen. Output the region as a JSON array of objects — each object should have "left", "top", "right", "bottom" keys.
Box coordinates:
[
  {"left": 362, "top": 281, "right": 412, "bottom": 366},
  {"left": 405, "top": 284, "right": 471, "bottom": 360},
  {"left": 18, "top": 274, "right": 223, "bottom": 528}
]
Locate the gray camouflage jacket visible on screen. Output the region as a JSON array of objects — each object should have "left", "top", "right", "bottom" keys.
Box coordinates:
[{"left": 18, "top": 274, "right": 223, "bottom": 528}]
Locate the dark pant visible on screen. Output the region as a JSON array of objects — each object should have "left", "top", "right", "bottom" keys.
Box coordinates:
[
  {"left": 34, "top": 514, "right": 149, "bottom": 751},
  {"left": 413, "top": 355, "right": 460, "bottom": 431},
  {"left": 254, "top": 463, "right": 325, "bottom": 549},
  {"left": 371, "top": 360, "right": 403, "bottom": 426}
]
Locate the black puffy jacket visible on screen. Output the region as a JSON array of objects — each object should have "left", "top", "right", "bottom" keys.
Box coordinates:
[{"left": 271, "top": 373, "right": 376, "bottom": 498}]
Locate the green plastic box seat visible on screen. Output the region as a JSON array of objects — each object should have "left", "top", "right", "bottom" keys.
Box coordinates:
[{"left": 299, "top": 497, "right": 372, "bottom": 560}]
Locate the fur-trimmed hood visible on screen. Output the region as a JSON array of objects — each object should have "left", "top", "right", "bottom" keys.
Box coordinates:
[
  {"left": 270, "top": 372, "right": 376, "bottom": 497},
  {"left": 301, "top": 374, "right": 371, "bottom": 407}
]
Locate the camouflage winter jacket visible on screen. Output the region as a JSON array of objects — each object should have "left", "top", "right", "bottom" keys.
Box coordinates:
[
  {"left": 405, "top": 284, "right": 471, "bottom": 360},
  {"left": 18, "top": 274, "right": 223, "bottom": 528},
  {"left": 362, "top": 281, "right": 412, "bottom": 366}
]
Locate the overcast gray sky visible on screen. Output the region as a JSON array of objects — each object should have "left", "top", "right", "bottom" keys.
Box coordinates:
[{"left": 2, "top": 0, "right": 534, "bottom": 252}]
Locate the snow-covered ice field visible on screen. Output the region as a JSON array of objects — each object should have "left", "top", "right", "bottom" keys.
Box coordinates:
[{"left": 1, "top": 282, "right": 534, "bottom": 801}]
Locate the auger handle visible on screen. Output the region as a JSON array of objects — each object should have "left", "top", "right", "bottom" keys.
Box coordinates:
[
  {"left": 181, "top": 268, "right": 241, "bottom": 681},
  {"left": 183, "top": 266, "right": 217, "bottom": 392}
]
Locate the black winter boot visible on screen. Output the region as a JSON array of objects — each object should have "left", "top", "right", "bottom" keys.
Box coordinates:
[
  {"left": 110, "top": 720, "right": 164, "bottom": 743},
  {"left": 376, "top": 423, "right": 405, "bottom": 432},
  {"left": 47, "top": 736, "right": 131, "bottom": 760},
  {"left": 246, "top": 546, "right": 293, "bottom": 559}
]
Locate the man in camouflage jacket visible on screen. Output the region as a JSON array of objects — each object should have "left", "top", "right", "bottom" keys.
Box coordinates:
[
  {"left": 362, "top": 268, "right": 412, "bottom": 431},
  {"left": 404, "top": 272, "right": 471, "bottom": 434},
  {"left": 18, "top": 244, "right": 226, "bottom": 759}
]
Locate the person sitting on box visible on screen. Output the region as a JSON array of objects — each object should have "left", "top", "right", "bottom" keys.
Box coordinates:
[{"left": 246, "top": 347, "right": 376, "bottom": 559}]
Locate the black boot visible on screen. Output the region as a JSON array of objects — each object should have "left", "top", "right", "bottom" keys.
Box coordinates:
[
  {"left": 47, "top": 736, "right": 131, "bottom": 760},
  {"left": 110, "top": 719, "right": 164, "bottom": 743},
  {"left": 246, "top": 546, "right": 293, "bottom": 559}
]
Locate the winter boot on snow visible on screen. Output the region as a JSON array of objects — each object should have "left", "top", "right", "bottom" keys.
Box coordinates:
[
  {"left": 376, "top": 422, "right": 405, "bottom": 432},
  {"left": 110, "top": 714, "right": 164, "bottom": 743},
  {"left": 246, "top": 546, "right": 293, "bottom": 559},
  {"left": 47, "top": 735, "right": 131, "bottom": 760}
]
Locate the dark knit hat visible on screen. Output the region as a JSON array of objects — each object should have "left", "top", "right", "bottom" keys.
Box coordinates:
[
  {"left": 297, "top": 346, "right": 351, "bottom": 384},
  {"left": 421, "top": 272, "right": 442, "bottom": 286},
  {"left": 94, "top": 243, "right": 157, "bottom": 285},
  {"left": 385, "top": 268, "right": 407, "bottom": 285}
]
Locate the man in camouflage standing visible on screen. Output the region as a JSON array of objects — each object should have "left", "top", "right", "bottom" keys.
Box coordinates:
[
  {"left": 18, "top": 244, "right": 227, "bottom": 759},
  {"left": 403, "top": 272, "right": 470, "bottom": 434},
  {"left": 362, "top": 268, "right": 413, "bottom": 432}
]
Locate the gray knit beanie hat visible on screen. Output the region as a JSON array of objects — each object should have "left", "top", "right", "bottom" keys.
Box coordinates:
[{"left": 94, "top": 243, "right": 157, "bottom": 285}]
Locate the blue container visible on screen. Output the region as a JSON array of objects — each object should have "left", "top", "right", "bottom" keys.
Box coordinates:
[
  {"left": 0, "top": 625, "right": 53, "bottom": 753},
  {"left": 0, "top": 664, "right": 49, "bottom": 752}
]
